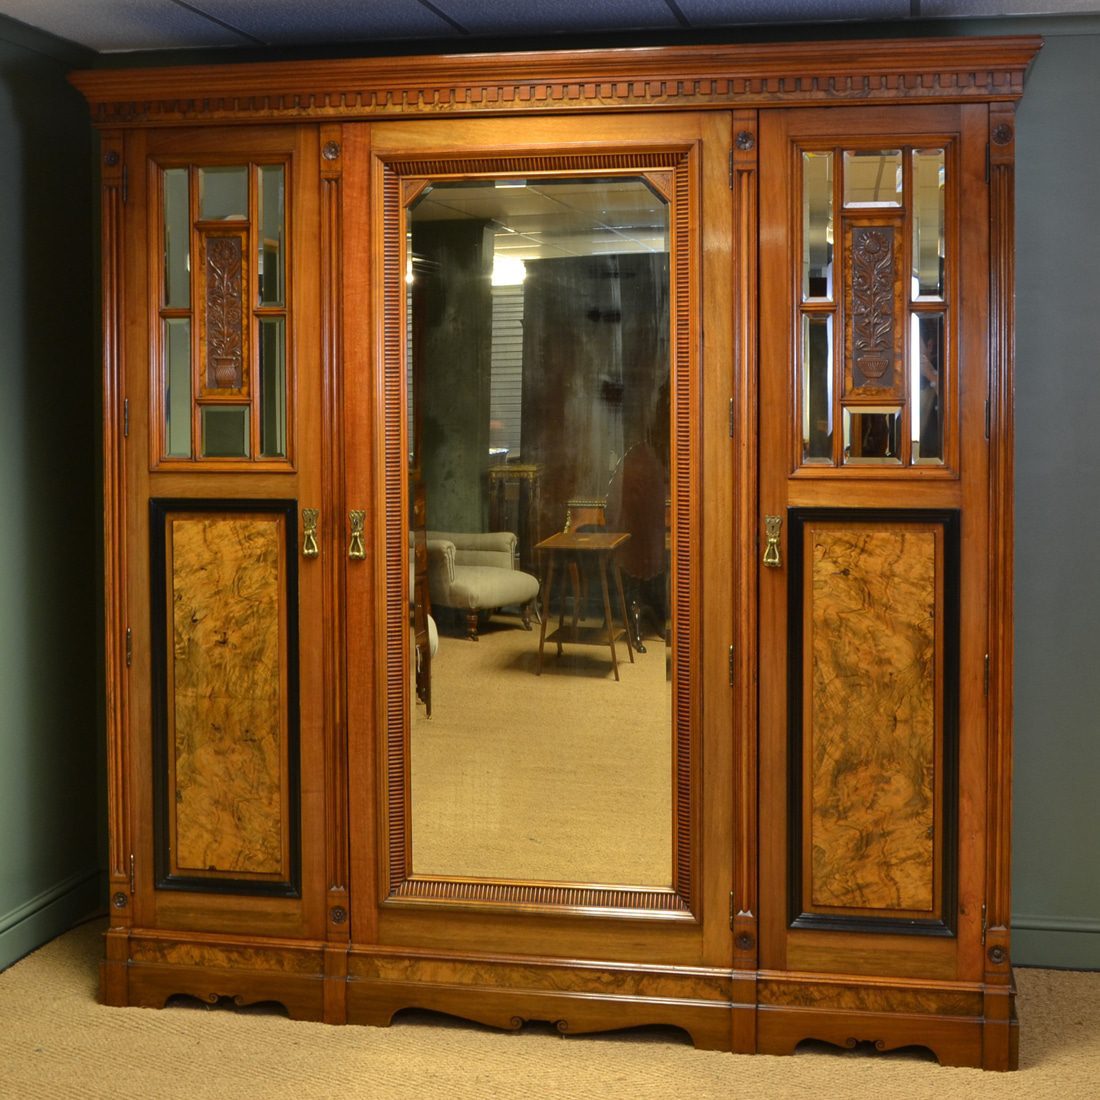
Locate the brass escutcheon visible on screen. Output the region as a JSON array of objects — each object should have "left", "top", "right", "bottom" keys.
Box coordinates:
[
  {"left": 348, "top": 510, "right": 366, "bottom": 561},
  {"left": 302, "top": 508, "right": 320, "bottom": 558},
  {"left": 763, "top": 514, "right": 783, "bottom": 568}
]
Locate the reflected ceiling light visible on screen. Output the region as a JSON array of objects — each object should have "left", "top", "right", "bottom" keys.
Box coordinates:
[{"left": 491, "top": 255, "right": 527, "bottom": 286}]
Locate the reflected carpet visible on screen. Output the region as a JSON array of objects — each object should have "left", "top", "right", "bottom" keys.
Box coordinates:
[{"left": 410, "top": 614, "right": 672, "bottom": 885}]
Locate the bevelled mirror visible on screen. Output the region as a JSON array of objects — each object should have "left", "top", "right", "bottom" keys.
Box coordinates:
[{"left": 379, "top": 152, "right": 698, "bottom": 916}]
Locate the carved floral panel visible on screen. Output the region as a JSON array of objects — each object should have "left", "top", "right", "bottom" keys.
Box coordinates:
[
  {"left": 844, "top": 221, "right": 904, "bottom": 401},
  {"left": 199, "top": 227, "right": 250, "bottom": 397}
]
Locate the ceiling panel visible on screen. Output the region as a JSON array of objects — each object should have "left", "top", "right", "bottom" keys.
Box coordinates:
[
  {"left": 922, "top": 0, "right": 1100, "bottom": 13},
  {"left": 206, "top": 0, "right": 461, "bottom": 46},
  {"left": 431, "top": 0, "right": 682, "bottom": 36},
  {"left": 675, "top": 0, "right": 911, "bottom": 23},
  {"left": 0, "top": 0, "right": 1098, "bottom": 55},
  {"left": 0, "top": 0, "right": 249, "bottom": 52}
]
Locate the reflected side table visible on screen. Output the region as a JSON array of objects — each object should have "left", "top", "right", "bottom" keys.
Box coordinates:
[{"left": 534, "top": 530, "right": 634, "bottom": 681}]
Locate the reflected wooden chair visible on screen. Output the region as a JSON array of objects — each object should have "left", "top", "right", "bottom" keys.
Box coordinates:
[{"left": 605, "top": 442, "right": 668, "bottom": 653}]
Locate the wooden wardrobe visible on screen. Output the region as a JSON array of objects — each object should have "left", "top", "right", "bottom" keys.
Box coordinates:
[{"left": 73, "top": 34, "right": 1040, "bottom": 1070}]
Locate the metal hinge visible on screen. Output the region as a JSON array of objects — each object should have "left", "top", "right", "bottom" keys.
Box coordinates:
[
  {"left": 729, "top": 149, "right": 734, "bottom": 190},
  {"left": 981, "top": 902, "right": 988, "bottom": 945},
  {"left": 984, "top": 653, "right": 990, "bottom": 697},
  {"left": 129, "top": 853, "right": 135, "bottom": 895},
  {"left": 125, "top": 627, "right": 132, "bottom": 668},
  {"left": 985, "top": 398, "right": 991, "bottom": 440},
  {"left": 123, "top": 398, "right": 129, "bottom": 439},
  {"left": 730, "top": 891, "right": 736, "bottom": 929},
  {"left": 984, "top": 143, "right": 990, "bottom": 184},
  {"left": 122, "top": 164, "right": 129, "bottom": 205},
  {"left": 728, "top": 644, "right": 735, "bottom": 687},
  {"left": 729, "top": 398, "right": 734, "bottom": 438}
]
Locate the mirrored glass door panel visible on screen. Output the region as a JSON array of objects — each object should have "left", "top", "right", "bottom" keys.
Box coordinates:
[{"left": 406, "top": 176, "right": 673, "bottom": 888}]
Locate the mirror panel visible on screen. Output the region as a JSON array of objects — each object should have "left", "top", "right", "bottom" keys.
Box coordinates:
[
  {"left": 164, "top": 168, "right": 190, "bottom": 308},
  {"left": 913, "top": 149, "right": 945, "bottom": 300},
  {"left": 912, "top": 312, "right": 944, "bottom": 465},
  {"left": 801, "top": 314, "right": 833, "bottom": 463},
  {"left": 201, "top": 405, "right": 250, "bottom": 458},
  {"left": 259, "top": 317, "right": 286, "bottom": 459},
  {"left": 382, "top": 152, "right": 699, "bottom": 919},
  {"left": 199, "top": 165, "right": 248, "bottom": 221},
  {"left": 258, "top": 165, "right": 285, "bottom": 306},
  {"left": 406, "top": 176, "right": 673, "bottom": 888},
  {"left": 843, "top": 405, "right": 902, "bottom": 464},
  {"left": 802, "top": 152, "right": 834, "bottom": 301},
  {"left": 843, "top": 149, "right": 902, "bottom": 207},
  {"left": 164, "top": 318, "right": 192, "bottom": 458}
]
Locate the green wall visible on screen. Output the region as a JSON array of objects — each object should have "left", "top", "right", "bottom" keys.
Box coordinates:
[
  {"left": 0, "top": 18, "right": 100, "bottom": 969},
  {"left": 1008, "top": 26, "right": 1100, "bottom": 969},
  {"left": 0, "top": 13, "right": 1097, "bottom": 972}
]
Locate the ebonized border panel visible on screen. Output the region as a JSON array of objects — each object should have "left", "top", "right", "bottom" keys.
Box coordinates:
[
  {"left": 787, "top": 506, "right": 959, "bottom": 937},
  {"left": 150, "top": 497, "right": 302, "bottom": 898}
]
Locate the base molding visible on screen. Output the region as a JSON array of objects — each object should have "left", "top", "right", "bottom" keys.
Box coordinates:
[
  {"left": 97, "top": 929, "right": 1018, "bottom": 1069},
  {"left": 0, "top": 869, "right": 102, "bottom": 972}
]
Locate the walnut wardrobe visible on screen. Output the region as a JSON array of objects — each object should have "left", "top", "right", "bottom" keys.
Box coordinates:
[{"left": 73, "top": 34, "right": 1040, "bottom": 1071}]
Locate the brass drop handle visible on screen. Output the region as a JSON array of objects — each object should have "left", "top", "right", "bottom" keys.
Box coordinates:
[
  {"left": 348, "top": 510, "right": 366, "bottom": 561},
  {"left": 762, "top": 514, "right": 783, "bottom": 569},
  {"left": 302, "top": 508, "right": 320, "bottom": 559}
]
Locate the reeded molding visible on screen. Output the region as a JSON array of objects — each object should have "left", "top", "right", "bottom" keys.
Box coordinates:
[
  {"left": 71, "top": 37, "right": 1041, "bottom": 128},
  {"left": 388, "top": 877, "right": 692, "bottom": 917}
]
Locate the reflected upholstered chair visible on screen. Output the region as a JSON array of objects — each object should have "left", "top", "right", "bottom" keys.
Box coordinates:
[{"left": 425, "top": 530, "right": 540, "bottom": 640}]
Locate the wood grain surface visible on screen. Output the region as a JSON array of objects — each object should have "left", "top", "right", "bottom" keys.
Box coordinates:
[
  {"left": 169, "top": 513, "right": 285, "bottom": 877},
  {"left": 806, "top": 523, "right": 937, "bottom": 913}
]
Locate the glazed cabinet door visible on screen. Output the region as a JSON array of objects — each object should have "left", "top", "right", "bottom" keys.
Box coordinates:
[
  {"left": 757, "top": 104, "right": 1011, "bottom": 1065},
  {"left": 340, "top": 112, "right": 739, "bottom": 1046},
  {"left": 103, "top": 125, "right": 331, "bottom": 1012}
]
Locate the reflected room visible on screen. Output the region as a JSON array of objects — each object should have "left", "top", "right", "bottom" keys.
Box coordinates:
[{"left": 405, "top": 176, "right": 673, "bottom": 888}]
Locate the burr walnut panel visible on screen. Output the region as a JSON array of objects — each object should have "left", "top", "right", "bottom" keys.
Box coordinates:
[
  {"left": 170, "top": 513, "right": 282, "bottom": 875},
  {"left": 809, "top": 523, "right": 936, "bottom": 912},
  {"left": 151, "top": 499, "right": 301, "bottom": 897},
  {"left": 788, "top": 509, "right": 959, "bottom": 933}
]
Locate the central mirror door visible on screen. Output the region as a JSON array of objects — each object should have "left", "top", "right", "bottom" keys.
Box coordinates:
[
  {"left": 407, "top": 174, "right": 673, "bottom": 887},
  {"left": 344, "top": 114, "right": 735, "bottom": 969}
]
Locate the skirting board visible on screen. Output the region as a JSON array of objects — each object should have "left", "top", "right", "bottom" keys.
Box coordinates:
[
  {"left": 1013, "top": 913, "right": 1100, "bottom": 970},
  {"left": 0, "top": 868, "right": 103, "bottom": 971}
]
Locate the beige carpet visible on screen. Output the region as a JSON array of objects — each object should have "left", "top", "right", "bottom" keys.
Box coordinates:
[
  {"left": 411, "top": 615, "right": 672, "bottom": 885},
  {"left": 2, "top": 921, "right": 1099, "bottom": 1099}
]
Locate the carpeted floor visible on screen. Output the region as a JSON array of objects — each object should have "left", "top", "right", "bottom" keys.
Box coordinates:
[{"left": 1, "top": 920, "right": 1098, "bottom": 1099}]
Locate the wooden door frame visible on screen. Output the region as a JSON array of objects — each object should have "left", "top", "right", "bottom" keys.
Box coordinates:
[{"left": 339, "top": 111, "right": 736, "bottom": 1048}]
